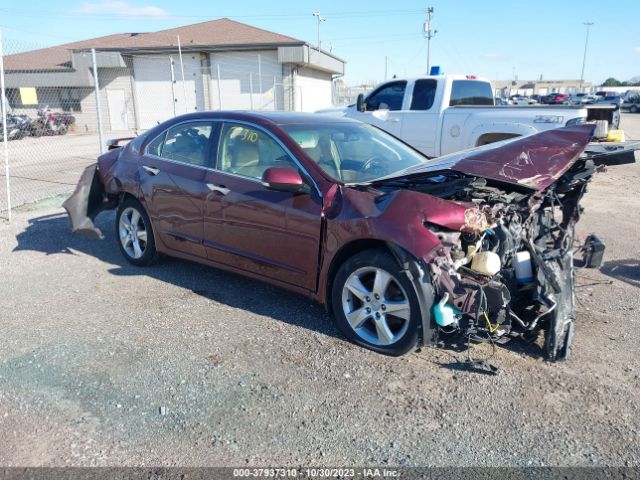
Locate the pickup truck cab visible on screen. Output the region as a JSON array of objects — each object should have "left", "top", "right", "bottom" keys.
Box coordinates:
[{"left": 321, "top": 75, "right": 626, "bottom": 159}]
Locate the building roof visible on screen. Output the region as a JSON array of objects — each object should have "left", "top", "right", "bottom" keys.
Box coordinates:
[{"left": 4, "top": 18, "right": 303, "bottom": 71}]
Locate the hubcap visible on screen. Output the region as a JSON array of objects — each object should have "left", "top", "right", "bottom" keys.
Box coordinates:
[
  {"left": 341, "top": 267, "right": 411, "bottom": 346},
  {"left": 119, "top": 207, "right": 148, "bottom": 259}
]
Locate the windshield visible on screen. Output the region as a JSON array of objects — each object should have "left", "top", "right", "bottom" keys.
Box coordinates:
[{"left": 281, "top": 122, "right": 428, "bottom": 183}]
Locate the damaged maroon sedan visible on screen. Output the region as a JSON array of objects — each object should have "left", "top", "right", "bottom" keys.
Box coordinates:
[{"left": 64, "top": 112, "right": 602, "bottom": 361}]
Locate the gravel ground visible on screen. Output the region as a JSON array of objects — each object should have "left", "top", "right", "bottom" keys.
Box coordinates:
[{"left": 0, "top": 115, "right": 639, "bottom": 467}]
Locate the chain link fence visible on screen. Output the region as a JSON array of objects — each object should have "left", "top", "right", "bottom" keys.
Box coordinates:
[
  {"left": 0, "top": 34, "right": 106, "bottom": 221},
  {"left": 0, "top": 32, "right": 334, "bottom": 221}
]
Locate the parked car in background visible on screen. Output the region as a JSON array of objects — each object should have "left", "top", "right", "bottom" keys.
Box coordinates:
[
  {"left": 622, "top": 90, "right": 640, "bottom": 106},
  {"left": 494, "top": 97, "right": 508, "bottom": 105},
  {"left": 509, "top": 95, "right": 537, "bottom": 105},
  {"left": 596, "top": 95, "right": 623, "bottom": 107},
  {"left": 581, "top": 95, "right": 599, "bottom": 104},
  {"left": 64, "top": 111, "right": 601, "bottom": 361},
  {"left": 568, "top": 93, "right": 585, "bottom": 105},
  {"left": 545, "top": 93, "right": 569, "bottom": 104},
  {"left": 623, "top": 97, "right": 640, "bottom": 113}
]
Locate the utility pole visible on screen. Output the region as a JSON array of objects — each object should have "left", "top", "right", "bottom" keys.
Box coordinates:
[
  {"left": 312, "top": 11, "right": 326, "bottom": 53},
  {"left": 423, "top": 7, "right": 437, "bottom": 75},
  {"left": 579, "top": 22, "right": 594, "bottom": 92}
]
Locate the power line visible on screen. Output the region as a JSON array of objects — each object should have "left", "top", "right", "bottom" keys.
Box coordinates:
[{"left": 0, "top": 7, "right": 425, "bottom": 20}]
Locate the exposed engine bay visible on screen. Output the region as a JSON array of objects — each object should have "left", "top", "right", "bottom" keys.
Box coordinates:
[{"left": 374, "top": 156, "right": 600, "bottom": 363}]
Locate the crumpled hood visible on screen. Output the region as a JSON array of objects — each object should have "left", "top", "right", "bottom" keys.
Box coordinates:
[{"left": 392, "top": 124, "right": 595, "bottom": 190}]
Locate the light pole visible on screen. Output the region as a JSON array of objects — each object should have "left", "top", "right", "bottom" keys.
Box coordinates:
[
  {"left": 579, "top": 22, "right": 594, "bottom": 92},
  {"left": 423, "top": 7, "right": 438, "bottom": 74},
  {"left": 312, "top": 11, "right": 326, "bottom": 52}
]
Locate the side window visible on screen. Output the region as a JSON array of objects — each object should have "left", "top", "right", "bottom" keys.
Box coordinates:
[
  {"left": 217, "top": 123, "right": 297, "bottom": 180},
  {"left": 152, "top": 122, "right": 213, "bottom": 167},
  {"left": 146, "top": 132, "right": 165, "bottom": 156},
  {"left": 410, "top": 79, "right": 437, "bottom": 110},
  {"left": 366, "top": 81, "right": 407, "bottom": 111},
  {"left": 449, "top": 80, "right": 494, "bottom": 106}
]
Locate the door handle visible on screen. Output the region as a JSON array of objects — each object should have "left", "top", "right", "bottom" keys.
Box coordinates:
[
  {"left": 142, "top": 165, "right": 160, "bottom": 176},
  {"left": 207, "top": 183, "right": 230, "bottom": 195},
  {"left": 387, "top": 117, "right": 400, "bottom": 123}
]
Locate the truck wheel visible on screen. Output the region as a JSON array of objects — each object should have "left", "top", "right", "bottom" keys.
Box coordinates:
[
  {"left": 331, "top": 249, "right": 422, "bottom": 356},
  {"left": 630, "top": 105, "right": 639, "bottom": 114}
]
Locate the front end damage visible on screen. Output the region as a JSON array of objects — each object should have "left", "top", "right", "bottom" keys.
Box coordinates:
[
  {"left": 372, "top": 125, "right": 601, "bottom": 362},
  {"left": 422, "top": 167, "right": 590, "bottom": 362}
]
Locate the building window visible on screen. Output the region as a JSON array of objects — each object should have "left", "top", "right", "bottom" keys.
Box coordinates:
[{"left": 58, "top": 88, "right": 82, "bottom": 112}]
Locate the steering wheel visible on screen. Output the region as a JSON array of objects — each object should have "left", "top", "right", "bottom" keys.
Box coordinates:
[{"left": 360, "top": 155, "right": 386, "bottom": 176}]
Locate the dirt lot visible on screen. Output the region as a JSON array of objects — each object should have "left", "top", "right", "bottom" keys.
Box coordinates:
[
  {"left": 0, "top": 115, "right": 639, "bottom": 467},
  {"left": 0, "top": 131, "right": 136, "bottom": 214}
]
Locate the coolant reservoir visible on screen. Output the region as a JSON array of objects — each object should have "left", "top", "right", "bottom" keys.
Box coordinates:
[
  {"left": 514, "top": 251, "right": 534, "bottom": 283},
  {"left": 470, "top": 251, "right": 501, "bottom": 276}
]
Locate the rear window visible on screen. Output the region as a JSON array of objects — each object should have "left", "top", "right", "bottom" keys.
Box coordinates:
[
  {"left": 449, "top": 80, "right": 494, "bottom": 106},
  {"left": 410, "top": 79, "right": 437, "bottom": 110}
]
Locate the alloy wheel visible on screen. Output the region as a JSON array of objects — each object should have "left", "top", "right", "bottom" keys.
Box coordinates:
[
  {"left": 341, "top": 266, "right": 411, "bottom": 346},
  {"left": 118, "top": 207, "right": 148, "bottom": 259}
]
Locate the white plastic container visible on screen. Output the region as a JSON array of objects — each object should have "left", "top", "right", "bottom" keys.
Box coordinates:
[
  {"left": 594, "top": 120, "right": 609, "bottom": 139},
  {"left": 514, "top": 251, "right": 534, "bottom": 283},
  {"left": 470, "top": 251, "right": 501, "bottom": 276}
]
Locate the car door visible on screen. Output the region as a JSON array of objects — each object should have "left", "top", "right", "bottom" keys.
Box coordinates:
[
  {"left": 350, "top": 80, "right": 406, "bottom": 138},
  {"left": 399, "top": 79, "right": 440, "bottom": 157},
  {"left": 138, "top": 120, "right": 215, "bottom": 258},
  {"left": 202, "top": 121, "right": 322, "bottom": 290}
]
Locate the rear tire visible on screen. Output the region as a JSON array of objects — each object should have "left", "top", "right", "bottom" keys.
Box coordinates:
[
  {"left": 331, "top": 249, "right": 422, "bottom": 356},
  {"left": 115, "top": 197, "right": 158, "bottom": 266},
  {"left": 630, "top": 105, "right": 639, "bottom": 114}
]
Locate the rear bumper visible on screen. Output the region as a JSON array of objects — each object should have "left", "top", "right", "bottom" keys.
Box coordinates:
[{"left": 62, "top": 164, "right": 113, "bottom": 239}]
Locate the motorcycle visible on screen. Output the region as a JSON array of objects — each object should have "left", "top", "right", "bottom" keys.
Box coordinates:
[
  {"left": 30, "top": 106, "right": 69, "bottom": 136},
  {"left": 0, "top": 114, "right": 31, "bottom": 141}
]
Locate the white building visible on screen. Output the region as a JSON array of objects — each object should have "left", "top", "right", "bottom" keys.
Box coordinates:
[{"left": 3, "top": 18, "right": 345, "bottom": 132}]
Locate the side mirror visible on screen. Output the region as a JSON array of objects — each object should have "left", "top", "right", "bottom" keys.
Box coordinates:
[
  {"left": 261, "top": 167, "right": 306, "bottom": 193},
  {"left": 356, "top": 93, "right": 366, "bottom": 112}
]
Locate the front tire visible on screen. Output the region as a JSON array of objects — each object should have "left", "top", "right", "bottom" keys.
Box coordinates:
[
  {"left": 116, "top": 198, "right": 158, "bottom": 266},
  {"left": 331, "top": 249, "right": 422, "bottom": 356}
]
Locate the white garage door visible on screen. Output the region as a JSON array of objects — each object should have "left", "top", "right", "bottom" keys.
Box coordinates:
[
  {"left": 209, "top": 51, "right": 282, "bottom": 111},
  {"left": 133, "top": 55, "right": 205, "bottom": 129},
  {"left": 295, "top": 67, "right": 332, "bottom": 112}
]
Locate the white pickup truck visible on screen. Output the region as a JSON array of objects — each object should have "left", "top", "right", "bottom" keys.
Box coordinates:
[{"left": 320, "top": 75, "right": 637, "bottom": 160}]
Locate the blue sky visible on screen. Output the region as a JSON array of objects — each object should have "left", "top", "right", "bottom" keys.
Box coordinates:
[{"left": 0, "top": 0, "right": 638, "bottom": 85}]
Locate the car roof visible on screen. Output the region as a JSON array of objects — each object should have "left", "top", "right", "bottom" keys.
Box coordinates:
[
  {"left": 246, "top": 111, "right": 360, "bottom": 126},
  {"left": 169, "top": 110, "right": 361, "bottom": 127}
]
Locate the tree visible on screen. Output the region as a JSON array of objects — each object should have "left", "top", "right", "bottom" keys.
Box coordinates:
[{"left": 602, "top": 77, "right": 622, "bottom": 87}]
